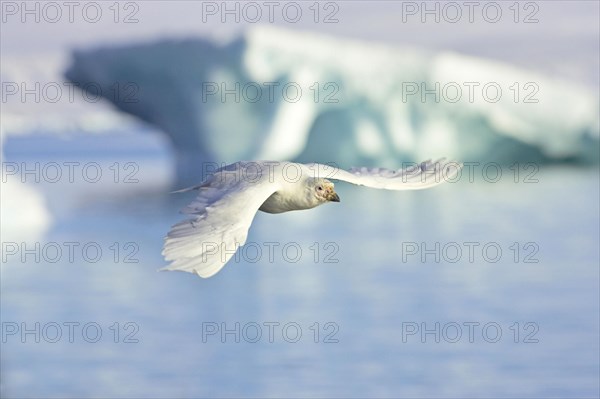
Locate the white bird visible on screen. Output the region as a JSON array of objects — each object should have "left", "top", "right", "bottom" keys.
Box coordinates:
[{"left": 162, "top": 159, "right": 461, "bottom": 278}]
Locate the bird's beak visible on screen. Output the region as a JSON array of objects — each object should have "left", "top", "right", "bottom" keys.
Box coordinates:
[{"left": 327, "top": 191, "right": 340, "bottom": 203}]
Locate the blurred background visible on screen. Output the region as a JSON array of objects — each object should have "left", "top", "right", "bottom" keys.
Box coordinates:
[{"left": 1, "top": 1, "right": 599, "bottom": 397}]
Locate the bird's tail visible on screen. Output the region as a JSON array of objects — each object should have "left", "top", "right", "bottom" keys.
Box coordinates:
[
  {"left": 169, "top": 185, "right": 202, "bottom": 194},
  {"left": 170, "top": 177, "right": 217, "bottom": 194}
]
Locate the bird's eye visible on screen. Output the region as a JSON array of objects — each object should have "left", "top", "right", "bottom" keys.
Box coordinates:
[{"left": 317, "top": 186, "right": 323, "bottom": 191}]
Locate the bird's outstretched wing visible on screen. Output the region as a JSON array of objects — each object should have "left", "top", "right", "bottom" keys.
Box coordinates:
[
  {"left": 163, "top": 159, "right": 461, "bottom": 278},
  {"left": 305, "top": 158, "right": 462, "bottom": 190},
  {"left": 161, "top": 163, "right": 281, "bottom": 278}
]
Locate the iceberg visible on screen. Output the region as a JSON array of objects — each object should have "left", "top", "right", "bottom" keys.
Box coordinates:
[
  {"left": 0, "top": 174, "right": 52, "bottom": 243},
  {"left": 0, "top": 134, "right": 52, "bottom": 243},
  {"left": 1, "top": 53, "right": 140, "bottom": 136},
  {"left": 64, "top": 26, "right": 599, "bottom": 183}
]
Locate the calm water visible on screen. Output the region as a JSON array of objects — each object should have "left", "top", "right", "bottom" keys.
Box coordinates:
[{"left": 1, "top": 144, "right": 599, "bottom": 398}]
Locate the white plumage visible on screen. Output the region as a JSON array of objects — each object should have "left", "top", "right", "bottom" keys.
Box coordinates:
[{"left": 162, "top": 159, "right": 461, "bottom": 278}]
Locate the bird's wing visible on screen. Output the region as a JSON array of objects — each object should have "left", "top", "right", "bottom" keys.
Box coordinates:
[
  {"left": 304, "top": 159, "right": 462, "bottom": 190},
  {"left": 161, "top": 163, "right": 281, "bottom": 278}
]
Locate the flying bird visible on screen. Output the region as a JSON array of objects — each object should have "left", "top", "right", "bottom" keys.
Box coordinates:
[{"left": 162, "top": 159, "right": 461, "bottom": 278}]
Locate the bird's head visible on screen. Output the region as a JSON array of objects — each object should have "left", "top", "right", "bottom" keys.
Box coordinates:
[{"left": 310, "top": 178, "right": 340, "bottom": 205}]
